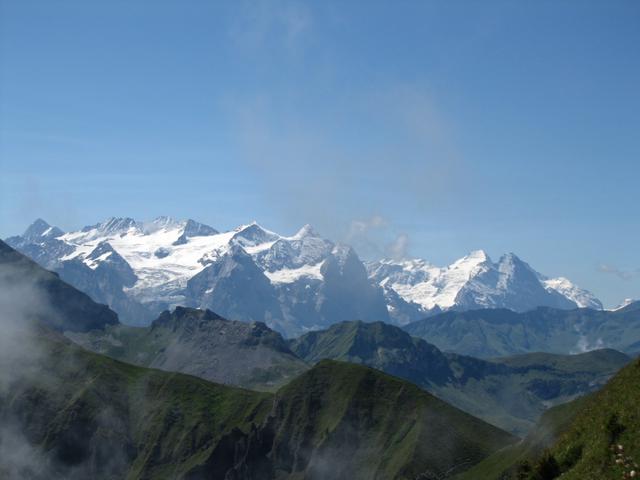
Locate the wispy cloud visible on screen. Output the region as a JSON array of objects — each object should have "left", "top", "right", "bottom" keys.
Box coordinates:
[
  {"left": 223, "top": 83, "right": 463, "bottom": 253},
  {"left": 229, "top": 0, "right": 312, "bottom": 53},
  {"left": 597, "top": 263, "right": 639, "bottom": 281},
  {"left": 386, "top": 233, "right": 410, "bottom": 261}
]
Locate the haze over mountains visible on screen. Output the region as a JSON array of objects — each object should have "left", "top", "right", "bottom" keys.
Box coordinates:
[{"left": 7, "top": 216, "right": 604, "bottom": 336}]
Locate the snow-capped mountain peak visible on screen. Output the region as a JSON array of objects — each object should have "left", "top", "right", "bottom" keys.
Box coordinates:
[
  {"left": 368, "top": 249, "right": 603, "bottom": 322},
  {"left": 538, "top": 276, "right": 603, "bottom": 310},
  {"left": 611, "top": 298, "right": 637, "bottom": 311},
  {"left": 22, "top": 218, "right": 65, "bottom": 243},
  {"left": 5, "top": 216, "right": 604, "bottom": 334},
  {"left": 292, "top": 223, "right": 320, "bottom": 239},
  {"left": 231, "top": 222, "right": 280, "bottom": 248}
]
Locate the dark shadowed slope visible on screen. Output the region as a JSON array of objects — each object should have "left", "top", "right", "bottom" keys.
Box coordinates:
[{"left": 0, "top": 239, "right": 118, "bottom": 332}]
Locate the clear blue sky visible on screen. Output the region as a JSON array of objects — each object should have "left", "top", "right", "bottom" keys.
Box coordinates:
[{"left": 1, "top": 0, "right": 638, "bottom": 307}]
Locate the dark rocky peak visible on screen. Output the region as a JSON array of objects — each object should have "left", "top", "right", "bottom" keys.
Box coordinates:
[
  {"left": 321, "top": 243, "right": 364, "bottom": 278},
  {"left": 86, "top": 241, "right": 137, "bottom": 286},
  {"left": 84, "top": 217, "right": 140, "bottom": 235},
  {"left": 231, "top": 222, "right": 279, "bottom": 247},
  {"left": 184, "top": 218, "right": 218, "bottom": 237},
  {"left": 86, "top": 240, "right": 117, "bottom": 260},
  {"left": 151, "top": 306, "right": 225, "bottom": 330},
  {"left": 22, "top": 218, "right": 64, "bottom": 242},
  {"left": 173, "top": 219, "right": 219, "bottom": 245},
  {"left": 0, "top": 239, "right": 119, "bottom": 332}
]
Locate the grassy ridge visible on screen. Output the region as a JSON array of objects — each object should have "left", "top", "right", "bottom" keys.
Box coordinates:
[
  {"left": 1, "top": 329, "right": 273, "bottom": 479},
  {"left": 269, "top": 360, "right": 516, "bottom": 479},
  {"left": 290, "top": 320, "right": 629, "bottom": 436},
  {"left": 1, "top": 330, "right": 516, "bottom": 479},
  {"left": 455, "top": 357, "right": 640, "bottom": 480}
]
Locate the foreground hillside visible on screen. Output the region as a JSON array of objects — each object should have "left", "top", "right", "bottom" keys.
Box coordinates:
[
  {"left": 0, "top": 328, "right": 516, "bottom": 479},
  {"left": 291, "top": 320, "right": 629, "bottom": 435},
  {"left": 404, "top": 305, "right": 640, "bottom": 357},
  {"left": 0, "top": 328, "right": 273, "bottom": 479},
  {"left": 457, "top": 357, "right": 640, "bottom": 480}
]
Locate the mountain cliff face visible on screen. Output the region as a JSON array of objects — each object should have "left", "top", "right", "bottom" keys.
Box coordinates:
[{"left": 6, "top": 217, "right": 601, "bottom": 335}]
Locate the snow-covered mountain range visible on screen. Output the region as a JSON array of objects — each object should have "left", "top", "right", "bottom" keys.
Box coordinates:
[{"left": 6, "top": 217, "right": 603, "bottom": 336}]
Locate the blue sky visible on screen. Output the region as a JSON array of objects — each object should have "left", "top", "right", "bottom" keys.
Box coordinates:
[{"left": 1, "top": 0, "right": 638, "bottom": 307}]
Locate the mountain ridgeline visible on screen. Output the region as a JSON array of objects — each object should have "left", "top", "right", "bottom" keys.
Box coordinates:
[
  {"left": 404, "top": 304, "right": 640, "bottom": 358},
  {"left": 68, "top": 306, "right": 308, "bottom": 391},
  {"left": 6, "top": 216, "right": 603, "bottom": 336},
  {"left": 289, "top": 320, "right": 629, "bottom": 435},
  {"left": 0, "top": 239, "right": 118, "bottom": 332}
]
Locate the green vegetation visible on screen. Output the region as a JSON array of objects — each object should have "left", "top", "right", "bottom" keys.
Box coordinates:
[
  {"left": 1, "top": 329, "right": 516, "bottom": 479},
  {"left": 268, "top": 359, "right": 516, "bottom": 479},
  {"left": 0, "top": 329, "right": 272, "bottom": 479},
  {"left": 455, "top": 357, "right": 640, "bottom": 480},
  {"left": 290, "top": 320, "right": 630, "bottom": 435}
]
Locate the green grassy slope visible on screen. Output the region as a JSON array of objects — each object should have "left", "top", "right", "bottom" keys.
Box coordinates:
[
  {"left": 0, "top": 329, "right": 516, "bottom": 479},
  {"left": 268, "top": 360, "right": 516, "bottom": 480},
  {"left": 290, "top": 320, "right": 629, "bottom": 436},
  {"left": 537, "top": 357, "right": 640, "bottom": 480},
  {"left": 0, "top": 328, "right": 273, "bottom": 479},
  {"left": 454, "top": 396, "right": 588, "bottom": 480},
  {"left": 456, "top": 357, "right": 640, "bottom": 480}
]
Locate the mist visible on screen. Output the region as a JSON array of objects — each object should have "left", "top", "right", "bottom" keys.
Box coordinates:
[
  {"left": 0, "top": 265, "right": 57, "bottom": 478},
  {"left": 224, "top": 84, "right": 465, "bottom": 259}
]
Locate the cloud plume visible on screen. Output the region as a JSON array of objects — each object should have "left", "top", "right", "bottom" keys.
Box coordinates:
[{"left": 597, "top": 263, "right": 638, "bottom": 281}]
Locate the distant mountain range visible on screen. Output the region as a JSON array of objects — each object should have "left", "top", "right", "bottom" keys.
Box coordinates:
[
  {"left": 67, "top": 310, "right": 631, "bottom": 436},
  {"left": 6, "top": 217, "right": 604, "bottom": 336},
  {"left": 404, "top": 303, "right": 640, "bottom": 358}
]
